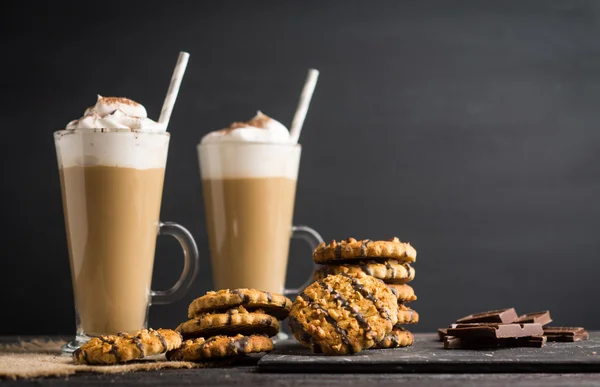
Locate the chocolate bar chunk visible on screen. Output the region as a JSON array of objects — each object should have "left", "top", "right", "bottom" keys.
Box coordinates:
[
  {"left": 455, "top": 308, "right": 518, "bottom": 324},
  {"left": 447, "top": 323, "right": 544, "bottom": 339},
  {"left": 544, "top": 327, "right": 589, "bottom": 342},
  {"left": 444, "top": 335, "right": 546, "bottom": 349},
  {"left": 438, "top": 328, "right": 448, "bottom": 341},
  {"left": 514, "top": 311, "right": 552, "bottom": 326},
  {"left": 438, "top": 324, "right": 459, "bottom": 341}
]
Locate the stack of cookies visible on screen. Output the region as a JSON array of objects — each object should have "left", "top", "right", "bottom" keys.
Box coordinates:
[
  {"left": 72, "top": 289, "right": 293, "bottom": 365},
  {"left": 309, "top": 237, "right": 419, "bottom": 352},
  {"left": 168, "top": 288, "right": 292, "bottom": 361}
]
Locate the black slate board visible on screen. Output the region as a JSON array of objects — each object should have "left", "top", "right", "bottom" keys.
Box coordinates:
[{"left": 258, "top": 333, "right": 600, "bottom": 373}]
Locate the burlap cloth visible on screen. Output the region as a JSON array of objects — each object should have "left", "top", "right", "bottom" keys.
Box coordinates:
[{"left": 0, "top": 339, "right": 209, "bottom": 380}]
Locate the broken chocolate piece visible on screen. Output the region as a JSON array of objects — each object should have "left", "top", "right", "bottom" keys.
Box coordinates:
[
  {"left": 437, "top": 328, "right": 448, "bottom": 341},
  {"left": 455, "top": 308, "right": 518, "bottom": 324},
  {"left": 447, "top": 323, "right": 544, "bottom": 339},
  {"left": 437, "top": 324, "right": 458, "bottom": 341},
  {"left": 444, "top": 335, "right": 546, "bottom": 349},
  {"left": 514, "top": 311, "right": 552, "bottom": 326},
  {"left": 544, "top": 327, "right": 589, "bottom": 342}
]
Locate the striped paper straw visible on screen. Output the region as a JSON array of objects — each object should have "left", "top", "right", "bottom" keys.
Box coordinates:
[{"left": 158, "top": 51, "right": 190, "bottom": 128}]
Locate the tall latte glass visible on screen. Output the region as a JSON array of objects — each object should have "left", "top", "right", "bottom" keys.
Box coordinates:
[
  {"left": 198, "top": 141, "right": 322, "bottom": 295},
  {"left": 55, "top": 128, "right": 199, "bottom": 353}
]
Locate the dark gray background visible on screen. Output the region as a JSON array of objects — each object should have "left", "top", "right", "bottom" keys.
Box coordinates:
[{"left": 2, "top": 0, "right": 600, "bottom": 335}]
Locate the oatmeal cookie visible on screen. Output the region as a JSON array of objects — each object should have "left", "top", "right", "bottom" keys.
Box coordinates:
[
  {"left": 372, "top": 326, "right": 414, "bottom": 349},
  {"left": 73, "top": 328, "right": 182, "bottom": 365},
  {"left": 177, "top": 306, "right": 279, "bottom": 339},
  {"left": 188, "top": 288, "right": 292, "bottom": 320},
  {"left": 387, "top": 284, "right": 417, "bottom": 303},
  {"left": 288, "top": 272, "right": 398, "bottom": 355},
  {"left": 313, "top": 237, "right": 416, "bottom": 264},
  {"left": 397, "top": 304, "right": 419, "bottom": 324},
  {"left": 313, "top": 260, "right": 415, "bottom": 284},
  {"left": 166, "top": 334, "right": 273, "bottom": 361}
]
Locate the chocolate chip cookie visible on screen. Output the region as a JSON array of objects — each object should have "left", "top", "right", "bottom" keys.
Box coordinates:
[
  {"left": 313, "top": 237, "right": 416, "bottom": 264},
  {"left": 177, "top": 306, "right": 279, "bottom": 339},
  {"left": 188, "top": 288, "right": 292, "bottom": 320},
  {"left": 166, "top": 334, "right": 273, "bottom": 361},
  {"left": 288, "top": 272, "right": 399, "bottom": 355},
  {"left": 313, "top": 260, "right": 415, "bottom": 284},
  {"left": 73, "top": 328, "right": 182, "bottom": 365}
]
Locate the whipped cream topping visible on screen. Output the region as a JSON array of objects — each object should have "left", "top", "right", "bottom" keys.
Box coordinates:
[
  {"left": 200, "top": 111, "right": 291, "bottom": 144},
  {"left": 66, "top": 95, "right": 165, "bottom": 131}
]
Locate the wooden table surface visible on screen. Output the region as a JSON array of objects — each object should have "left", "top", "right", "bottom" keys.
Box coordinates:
[
  {"left": 6, "top": 367, "right": 600, "bottom": 387},
  {"left": 4, "top": 334, "right": 600, "bottom": 387}
]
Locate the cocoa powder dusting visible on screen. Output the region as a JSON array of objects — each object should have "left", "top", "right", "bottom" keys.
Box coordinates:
[
  {"left": 221, "top": 112, "right": 272, "bottom": 133},
  {"left": 246, "top": 113, "right": 271, "bottom": 128},
  {"left": 100, "top": 97, "right": 141, "bottom": 107}
]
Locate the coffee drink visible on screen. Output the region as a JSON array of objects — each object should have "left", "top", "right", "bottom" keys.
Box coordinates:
[
  {"left": 59, "top": 165, "right": 164, "bottom": 335},
  {"left": 56, "top": 96, "right": 198, "bottom": 350},
  {"left": 198, "top": 112, "right": 320, "bottom": 295},
  {"left": 202, "top": 177, "right": 297, "bottom": 292}
]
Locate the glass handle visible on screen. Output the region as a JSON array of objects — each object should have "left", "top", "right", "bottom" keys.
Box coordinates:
[
  {"left": 283, "top": 225, "right": 324, "bottom": 296},
  {"left": 151, "top": 221, "right": 200, "bottom": 305}
]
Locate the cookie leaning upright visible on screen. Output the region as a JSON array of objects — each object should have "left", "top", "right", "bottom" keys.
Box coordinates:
[{"left": 288, "top": 272, "right": 398, "bottom": 355}]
